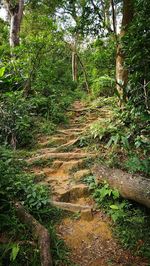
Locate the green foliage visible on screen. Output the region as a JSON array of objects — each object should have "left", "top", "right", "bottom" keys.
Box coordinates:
[
  {"left": 0, "top": 16, "right": 78, "bottom": 150},
  {"left": 91, "top": 75, "right": 115, "bottom": 98},
  {"left": 106, "top": 133, "right": 130, "bottom": 150},
  {"left": 83, "top": 175, "right": 96, "bottom": 186},
  {"left": 90, "top": 96, "right": 117, "bottom": 109},
  {"left": 89, "top": 121, "right": 110, "bottom": 140},
  {"left": 88, "top": 116, "right": 130, "bottom": 151},
  {"left": 85, "top": 176, "right": 150, "bottom": 259},
  {"left": 0, "top": 66, "right": 5, "bottom": 77},
  {"left": 125, "top": 155, "right": 150, "bottom": 176},
  {"left": 86, "top": 101, "right": 150, "bottom": 176},
  {"left": 80, "top": 38, "right": 115, "bottom": 98},
  {"left": 123, "top": 0, "right": 150, "bottom": 111},
  {"left": 91, "top": 180, "right": 120, "bottom": 207},
  {"left": 0, "top": 18, "right": 8, "bottom": 45},
  {"left": 0, "top": 147, "right": 49, "bottom": 213},
  {"left": 10, "top": 244, "right": 20, "bottom": 262},
  {"left": 0, "top": 92, "right": 34, "bottom": 148},
  {"left": 0, "top": 147, "right": 71, "bottom": 265}
]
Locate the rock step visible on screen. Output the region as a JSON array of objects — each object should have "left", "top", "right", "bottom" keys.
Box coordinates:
[
  {"left": 31, "top": 159, "right": 88, "bottom": 182},
  {"left": 55, "top": 184, "right": 89, "bottom": 202},
  {"left": 49, "top": 159, "right": 85, "bottom": 174}
]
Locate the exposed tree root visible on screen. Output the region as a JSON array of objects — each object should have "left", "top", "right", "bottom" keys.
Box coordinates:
[
  {"left": 27, "top": 152, "right": 97, "bottom": 163},
  {"left": 38, "top": 137, "right": 80, "bottom": 154},
  {"left": 51, "top": 200, "right": 92, "bottom": 212},
  {"left": 14, "top": 202, "right": 53, "bottom": 266}
]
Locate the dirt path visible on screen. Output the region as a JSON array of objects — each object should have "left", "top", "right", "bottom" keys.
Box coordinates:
[{"left": 29, "top": 101, "right": 148, "bottom": 266}]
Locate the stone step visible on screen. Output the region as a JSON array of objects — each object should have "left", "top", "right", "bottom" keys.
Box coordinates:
[{"left": 56, "top": 184, "right": 89, "bottom": 202}]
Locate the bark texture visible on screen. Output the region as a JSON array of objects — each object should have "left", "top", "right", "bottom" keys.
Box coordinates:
[
  {"left": 72, "top": 49, "right": 77, "bottom": 82},
  {"left": 116, "top": 0, "right": 134, "bottom": 104},
  {"left": 93, "top": 164, "right": 150, "bottom": 208},
  {"left": 77, "top": 54, "right": 89, "bottom": 92},
  {"left": 14, "top": 202, "right": 53, "bottom": 266},
  {"left": 4, "top": 0, "right": 24, "bottom": 47}
]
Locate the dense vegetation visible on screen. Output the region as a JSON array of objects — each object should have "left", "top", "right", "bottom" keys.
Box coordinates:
[{"left": 0, "top": 0, "right": 150, "bottom": 265}]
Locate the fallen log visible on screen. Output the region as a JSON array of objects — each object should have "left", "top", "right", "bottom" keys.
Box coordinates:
[
  {"left": 14, "top": 202, "right": 53, "bottom": 266},
  {"left": 93, "top": 165, "right": 150, "bottom": 208}
]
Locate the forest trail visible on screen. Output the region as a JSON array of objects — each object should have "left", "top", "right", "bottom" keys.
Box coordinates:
[{"left": 29, "top": 101, "right": 148, "bottom": 266}]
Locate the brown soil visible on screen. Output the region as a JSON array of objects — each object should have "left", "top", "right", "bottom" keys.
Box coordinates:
[{"left": 30, "top": 100, "right": 149, "bottom": 266}]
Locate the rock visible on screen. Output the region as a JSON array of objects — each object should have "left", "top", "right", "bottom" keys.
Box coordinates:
[
  {"left": 58, "top": 184, "right": 89, "bottom": 202},
  {"left": 74, "top": 169, "right": 91, "bottom": 181}
]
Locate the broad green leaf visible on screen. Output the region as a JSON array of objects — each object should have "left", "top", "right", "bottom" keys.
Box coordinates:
[
  {"left": 100, "top": 187, "right": 110, "bottom": 199},
  {"left": 110, "top": 205, "right": 119, "bottom": 210},
  {"left": 10, "top": 244, "right": 20, "bottom": 261},
  {"left": 0, "top": 67, "right": 5, "bottom": 77},
  {"left": 112, "top": 189, "right": 120, "bottom": 199}
]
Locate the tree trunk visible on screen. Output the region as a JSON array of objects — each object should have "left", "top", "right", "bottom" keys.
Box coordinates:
[
  {"left": 77, "top": 53, "right": 89, "bottom": 93},
  {"left": 116, "top": 0, "right": 134, "bottom": 105},
  {"left": 116, "top": 44, "right": 128, "bottom": 104},
  {"left": 72, "top": 50, "right": 77, "bottom": 82},
  {"left": 4, "top": 0, "right": 24, "bottom": 47},
  {"left": 14, "top": 202, "right": 53, "bottom": 266},
  {"left": 93, "top": 164, "right": 150, "bottom": 208}
]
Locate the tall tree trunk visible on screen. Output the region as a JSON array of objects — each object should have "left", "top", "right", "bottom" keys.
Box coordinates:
[
  {"left": 77, "top": 53, "right": 90, "bottom": 93},
  {"left": 72, "top": 50, "right": 78, "bottom": 82},
  {"left": 4, "top": 0, "right": 24, "bottom": 47},
  {"left": 116, "top": 0, "right": 133, "bottom": 105}
]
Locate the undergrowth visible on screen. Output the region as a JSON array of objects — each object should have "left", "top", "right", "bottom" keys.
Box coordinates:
[
  {"left": 0, "top": 147, "right": 72, "bottom": 265},
  {"left": 81, "top": 98, "right": 150, "bottom": 177},
  {"left": 83, "top": 175, "right": 150, "bottom": 260}
]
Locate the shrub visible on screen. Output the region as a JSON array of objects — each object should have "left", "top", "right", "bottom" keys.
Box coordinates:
[
  {"left": 0, "top": 147, "right": 70, "bottom": 265},
  {"left": 0, "top": 92, "right": 34, "bottom": 148},
  {"left": 91, "top": 75, "right": 115, "bottom": 98}
]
